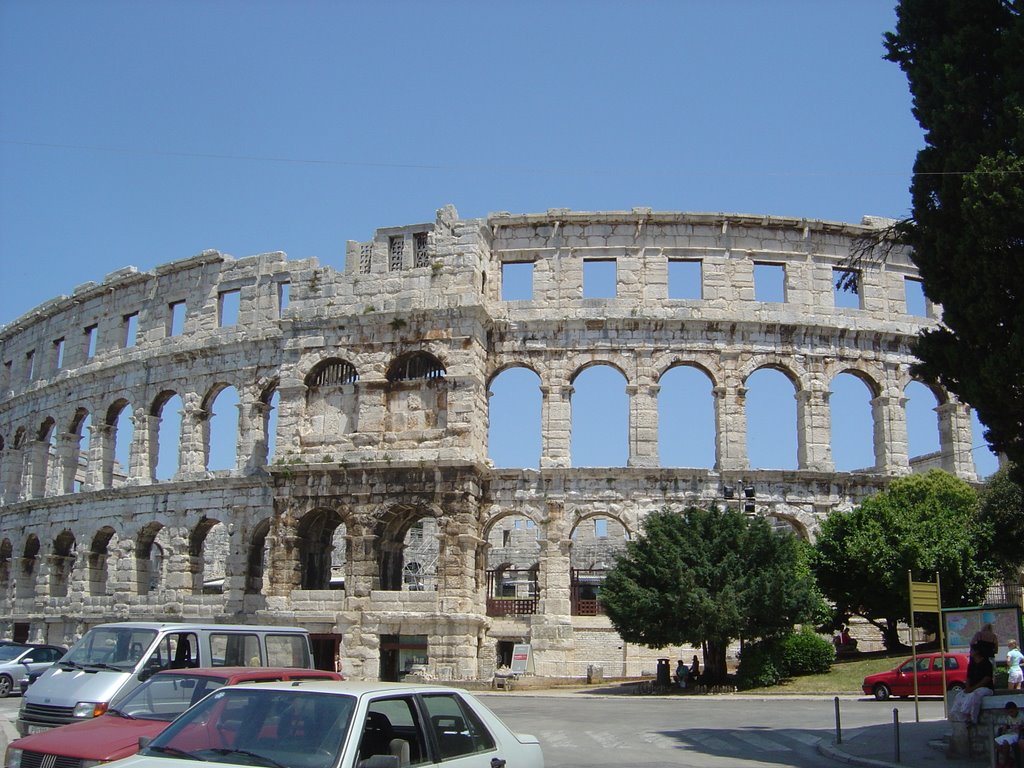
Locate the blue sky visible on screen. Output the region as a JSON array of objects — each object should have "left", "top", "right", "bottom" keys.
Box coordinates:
[{"left": 0, "top": 1, "right": 999, "bottom": 477}]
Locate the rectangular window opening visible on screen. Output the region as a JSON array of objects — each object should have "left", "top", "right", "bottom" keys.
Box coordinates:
[
  {"left": 583, "top": 259, "right": 617, "bottom": 298},
  {"left": 833, "top": 268, "right": 862, "bottom": 309},
  {"left": 905, "top": 277, "right": 928, "bottom": 317},
  {"left": 277, "top": 282, "right": 290, "bottom": 316},
  {"left": 668, "top": 259, "right": 702, "bottom": 299},
  {"left": 168, "top": 301, "right": 186, "bottom": 336},
  {"left": 25, "top": 350, "right": 35, "bottom": 382},
  {"left": 389, "top": 236, "right": 405, "bottom": 271},
  {"left": 753, "top": 262, "right": 786, "bottom": 302},
  {"left": 501, "top": 261, "right": 534, "bottom": 301},
  {"left": 594, "top": 519, "right": 608, "bottom": 538},
  {"left": 84, "top": 325, "right": 98, "bottom": 359},
  {"left": 53, "top": 338, "right": 65, "bottom": 371},
  {"left": 123, "top": 313, "right": 139, "bottom": 347},
  {"left": 218, "top": 289, "right": 240, "bottom": 327}
]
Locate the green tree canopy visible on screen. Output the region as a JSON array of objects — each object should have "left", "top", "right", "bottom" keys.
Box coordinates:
[
  {"left": 977, "top": 462, "right": 1024, "bottom": 578},
  {"left": 883, "top": 0, "right": 1024, "bottom": 485},
  {"left": 600, "top": 506, "right": 823, "bottom": 683},
  {"left": 812, "top": 470, "right": 991, "bottom": 649}
]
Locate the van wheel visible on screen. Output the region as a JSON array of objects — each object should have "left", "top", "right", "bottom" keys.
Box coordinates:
[{"left": 0, "top": 674, "right": 12, "bottom": 698}]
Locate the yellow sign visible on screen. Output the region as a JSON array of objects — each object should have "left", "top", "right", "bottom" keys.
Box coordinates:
[{"left": 910, "top": 580, "right": 941, "bottom": 613}]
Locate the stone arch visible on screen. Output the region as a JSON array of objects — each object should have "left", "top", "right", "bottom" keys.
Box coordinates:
[
  {"left": 136, "top": 522, "right": 165, "bottom": 595},
  {"left": 17, "top": 534, "right": 40, "bottom": 599},
  {"left": 34, "top": 416, "right": 57, "bottom": 498},
  {"left": 384, "top": 353, "right": 448, "bottom": 433},
  {"left": 296, "top": 507, "right": 347, "bottom": 590},
  {"left": 487, "top": 365, "right": 542, "bottom": 468},
  {"left": 88, "top": 526, "right": 116, "bottom": 596},
  {"left": 905, "top": 379, "right": 944, "bottom": 463},
  {"left": 386, "top": 351, "right": 446, "bottom": 382},
  {"left": 104, "top": 398, "right": 134, "bottom": 488},
  {"left": 0, "top": 538, "right": 11, "bottom": 589},
  {"left": 375, "top": 504, "right": 440, "bottom": 591},
  {"left": 568, "top": 511, "right": 630, "bottom": 616},
  {"left": 245, "top": 518, "right": 272, "bottom": 595},
  {"left": 570, "top": 362, "right": 628, "bottom": 467},
  {"left": 303, "top": 358, "right": 360, "bottom": 446},
  {"left": 830, "top": 369, "right": 878, "bottom": 471},
  {"left": 151, "top": 390, "right": 183, "bottom": 481},
  {"left": 188, "top": 516, "right": 227, "bottom": 594},
  {"left": 203, "top": 383, "right": 240, "bottom": 472},
  {"left": 745, "top": 365, "right": 800, "bottom": 470},
  {"left": 49, "top": 529, "right": 76, "bottom": 598},
  {"left": 483, "top": 511, "right": 541, "bottom": 615},
  {"left": 67, "top": 409, "right": 91, "bottom": 492},
  {"left": 658, "top": 363, "right": 716, "bottom": 469},
  {"left": 258, "top": 379, "right": 281, "bottom": 465},
  {"left": 765, "top": 510, "right": 812, "bottom": 542}
]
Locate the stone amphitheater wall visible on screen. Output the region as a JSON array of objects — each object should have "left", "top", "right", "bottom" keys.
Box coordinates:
[{"left": 0, "top": 206, "right": 976, "bottom": 679}]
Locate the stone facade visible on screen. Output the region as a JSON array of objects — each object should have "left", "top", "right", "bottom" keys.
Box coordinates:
[{"left": 0, "top": 206, "right": 977, "bottom": 680}]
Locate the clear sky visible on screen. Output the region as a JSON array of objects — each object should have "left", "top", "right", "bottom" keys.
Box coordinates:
[{"left": 0, "top": 0, "right": 999, "bottom": 477}]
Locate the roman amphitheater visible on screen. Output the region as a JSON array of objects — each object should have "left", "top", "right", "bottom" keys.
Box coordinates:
[{"left": 0, "top": 206, "right": 980, "bottom": 680}]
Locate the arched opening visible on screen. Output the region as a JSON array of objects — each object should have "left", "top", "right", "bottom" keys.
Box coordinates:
[
  {"left": 570, "top": 515, "right": 630, "bottom": 616},
  {"left": 204, "top": 385, "right": 240, "bottom": 471},
  {"left": 68, "top": 410, "right": 91, "bottom": 492},
  {"left": 830, "top": 372, "right": 876, "bottom": 471},
  {"left": 905, "top": 381, "right": 941, "bottom": 466},
  {"left": 488, "top": 367, "right": 542, "bottom": 468},
  {"left": 106, "top": 399, "right": 134, "bottom": 488},
  {"left": 304, "top": 359, "right": 359, "bottom": 446},
  {"left": 0, "top": 538, "right": 12, "bottom": 590},
  {"left": 571, "top": 364, "right": 628, "bottom": 467},
  {"left": 50, "top": 530, "right": 76, "bottom": 598},
  {"left": 384, "top": 353, "right": 447, "bottom": 434},
  {"left": 18, "top": 535, "right": 39, "bottom": 600},
  {"left": 153, "top": 392, "right": 183, "bottom": 481},
  {"left": 189, "top": 517, "right": 227, "bottom": 594},
  {"left": 484, "top": 513, "right": 540, "bottom": 616},
  {"left": 36, "top": 417, "right": 57, "bottom": 497},
  {"left": 136, "top": 523, "right": 165, "bottom": 595},
  {"left": 746, "top": 367, "right": 798, "bottom": 470},
  {"left": 296, "top": 509, "right": 347, "bottom": 590},
  {"left": 386, "top": 352, "right": 445, "bottom": 382},
  {"left": 377, "top": 508, "right": 438, "bottom": 591},
  {"left": 88, "top": 527, "right": 116, "bottom": 596},
  {"left": 658, "top": 364, "right": 715, "bottom": 468},
  {"left": 245, "top": 518, "right": 271, "bottom": 595}
]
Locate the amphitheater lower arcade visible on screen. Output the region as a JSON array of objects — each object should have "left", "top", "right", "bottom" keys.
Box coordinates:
[{"left": 0, "top": 206, "right": 980, "bottom": 679}]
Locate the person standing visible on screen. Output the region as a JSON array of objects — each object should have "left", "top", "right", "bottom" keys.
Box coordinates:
[{"left": 1007, "top": 639, "right": 1023, "bottom": 691}]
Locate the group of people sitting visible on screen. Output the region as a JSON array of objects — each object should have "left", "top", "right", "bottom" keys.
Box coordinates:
[
  {"left": 673, "top": 655, "right": 700, "bottom": 689},
  {"left": 946, "top": 623, "right": 1024, "bottom": 767}
]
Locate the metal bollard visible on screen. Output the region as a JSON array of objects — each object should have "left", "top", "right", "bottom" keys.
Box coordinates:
[
  {"left": 834, "top": 696, "right": 842, "bottom": 744},
  {"left": 893, "top": 707, "right": 901, "bottom": 764}
]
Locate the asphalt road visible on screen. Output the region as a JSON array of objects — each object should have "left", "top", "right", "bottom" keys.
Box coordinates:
[
  {"left": 479, "top": 692, "right": 946, "bottom": 768},
  {"left": 0, "top": 690, "right": 945, "bottom": 768}
]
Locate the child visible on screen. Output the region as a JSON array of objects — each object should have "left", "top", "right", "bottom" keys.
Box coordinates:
[{"left": 995, "top": 701, "right": 1023, "bottom": 768}]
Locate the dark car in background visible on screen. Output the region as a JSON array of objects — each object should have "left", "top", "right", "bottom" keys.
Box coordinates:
[{"left": 0, "top": 644, "right": 66, "bottom": 698}]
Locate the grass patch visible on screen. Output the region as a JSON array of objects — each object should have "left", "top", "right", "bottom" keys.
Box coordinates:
[{"left": 744, "top": 653, "right": 909, "bottom": 695}]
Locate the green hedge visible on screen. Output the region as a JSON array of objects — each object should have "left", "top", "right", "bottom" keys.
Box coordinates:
[{"left": 737, "top": 628, "right": 835, "bottom": 689}]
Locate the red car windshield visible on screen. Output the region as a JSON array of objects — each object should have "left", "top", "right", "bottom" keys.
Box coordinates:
[{"left": 114, "top": 673, "right": 230, "bottom": 721}]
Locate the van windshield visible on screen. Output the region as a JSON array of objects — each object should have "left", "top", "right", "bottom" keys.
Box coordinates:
[{"left": 63, "top": 627, "right": 158, "bottom": 670}]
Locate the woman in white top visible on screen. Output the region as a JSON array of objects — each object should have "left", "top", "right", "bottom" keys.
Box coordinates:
[{"left": 1007, "top": 639, "right": 1023, "bottom": 690}]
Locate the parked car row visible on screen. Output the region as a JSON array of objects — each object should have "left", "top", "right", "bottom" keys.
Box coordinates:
[{"left": 0, "top": 642, "right": 67, "bottom": 699}]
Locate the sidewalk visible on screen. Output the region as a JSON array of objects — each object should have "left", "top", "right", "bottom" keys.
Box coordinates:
[{"left": 817, "top": 717, "right": 987, "bottom": 768}]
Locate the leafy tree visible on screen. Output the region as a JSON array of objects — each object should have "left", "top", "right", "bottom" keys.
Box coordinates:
[
  {"left": 600, "top": 506, "right": 823, "bottom": 683},
  {"left": 882, "top": 1, "right": 1024, "bottom": 486},
  {"left": 977, "top": 462, "right": 1024, "bottom": 578},
  {"left": 812, "top": 471, "right": 991, "bottom": 649}
]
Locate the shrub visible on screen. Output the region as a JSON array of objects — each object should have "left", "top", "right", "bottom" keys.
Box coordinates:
[
  {"left": 778, "top": 627, "right": 835, "bottom": 676},
  {"left": 736, "top": 640, "right": 783, "bottom": 689}
]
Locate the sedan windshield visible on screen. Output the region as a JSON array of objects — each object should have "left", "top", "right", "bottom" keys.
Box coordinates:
[
  {"left": 64, "top": 628, "right": 158, "bottom": 669},
  {"left": 144, "top": 688, "right": 356, "bottom": 768},
  {"left": 115, "top": 674, "right": 229, "bottom": 721}
]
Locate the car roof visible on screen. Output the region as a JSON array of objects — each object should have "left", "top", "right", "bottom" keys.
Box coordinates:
[
  {"left": 151, "top": 667, "right": 340, "bottom": 681},
  {"left": 91, "top": 622, "right": 307, "bottom": 633},
  {"left": 223, "top": 680, "right": 467, "bottom": 697}
]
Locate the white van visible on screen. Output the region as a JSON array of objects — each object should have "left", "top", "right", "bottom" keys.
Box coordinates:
[{"left": 17, "top": 622, "right": 313, "bottom": 736}]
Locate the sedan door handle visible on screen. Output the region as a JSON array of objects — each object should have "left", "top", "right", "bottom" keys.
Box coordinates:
[{"left": 491, "top": 759, "right": 506, "bottom": 768}]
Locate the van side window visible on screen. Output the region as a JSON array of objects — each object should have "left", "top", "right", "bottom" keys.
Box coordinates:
[
  {"left": 144, "top": 632, "right": 199, "bottom": 673},
  {"left": 267, "top": 634, "right": 312, "bottom": 668},
  {"left": 211, "top": 633, "right": 261, "bottom": 666}
]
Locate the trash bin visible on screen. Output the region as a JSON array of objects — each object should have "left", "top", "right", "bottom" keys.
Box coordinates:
[{"left": 656, "top": 658, "right": 671, "bottom": 688}]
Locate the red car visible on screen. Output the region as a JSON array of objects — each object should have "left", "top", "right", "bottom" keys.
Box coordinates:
[
  {"left": 861, "top": 652, "right": 968, "bottom": 700},
  {"left": 5, "top": 666, "right": 343, "bottom": 768}
]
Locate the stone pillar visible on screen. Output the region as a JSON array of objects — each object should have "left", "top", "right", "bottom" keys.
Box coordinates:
[
  {"left": 179, "top": 404, "right": 209, "bottom": 478},
  {"left": 96, "top": 422, "right": 116, "bottom": 489},
  {"left": 55, "top": 432, "right": 79, "bottom": 494},
  {"left": 796, "top": 387, "right": 834, "bottom": 472},
  {"left": 345, "top": 523, "right": 377, "bottom": 598},
  {"left": 871, "top": 393, "right": 910, "bottom": 474},
  {"left": 128, "top": 412, "right": 157, "bottom": 484},
  {"left": 937, "top": 400, "right": 976, "bottom": 480},
  {"left": 83, "top": 424, "right": 110, "bottom": 491},
  {"left": 628, "top": 383, "right": 660, "bottom": 468},
  {"left": 540, "top": 385, "right": 572, "bottom": 468},
  {"left": 68, "top": 548, "right": 90, "bottom": 604},
  {"left": 25, "top": 439, "right": 50, "bottom": 499},
  {"left": 437, "top": 525, "right": 483, "bottom": 615},
  {"left": 538, "top": 502, "right": 572, "bottom": 617},
  {"left": 273, "top": 383, "right": 307, "bottom": 457},
  {"left": 242, "top": 400, "right": 271, "bottom": 472},
  {"left": 713, "top": 385, "right": 748, "bottom": 471},
  {"left": 266, "top": 504, "right": 301, "bottom": 597}
]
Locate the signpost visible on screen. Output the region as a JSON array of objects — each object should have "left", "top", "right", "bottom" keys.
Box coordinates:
[{"left": 908, "top": 572, "right": 944, "bottom": 722}]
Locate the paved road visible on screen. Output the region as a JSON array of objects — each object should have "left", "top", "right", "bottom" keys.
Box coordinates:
[
  {"left": 480, "top": 692, "right": 945, "bottom": 768},
  {"left": 0, "top": 690, "right": 945, "bottom": 768}
]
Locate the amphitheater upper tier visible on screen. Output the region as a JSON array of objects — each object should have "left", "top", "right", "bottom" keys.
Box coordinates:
[{"left": 0, "top": 206, "right": 976, "bottom": 679}]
